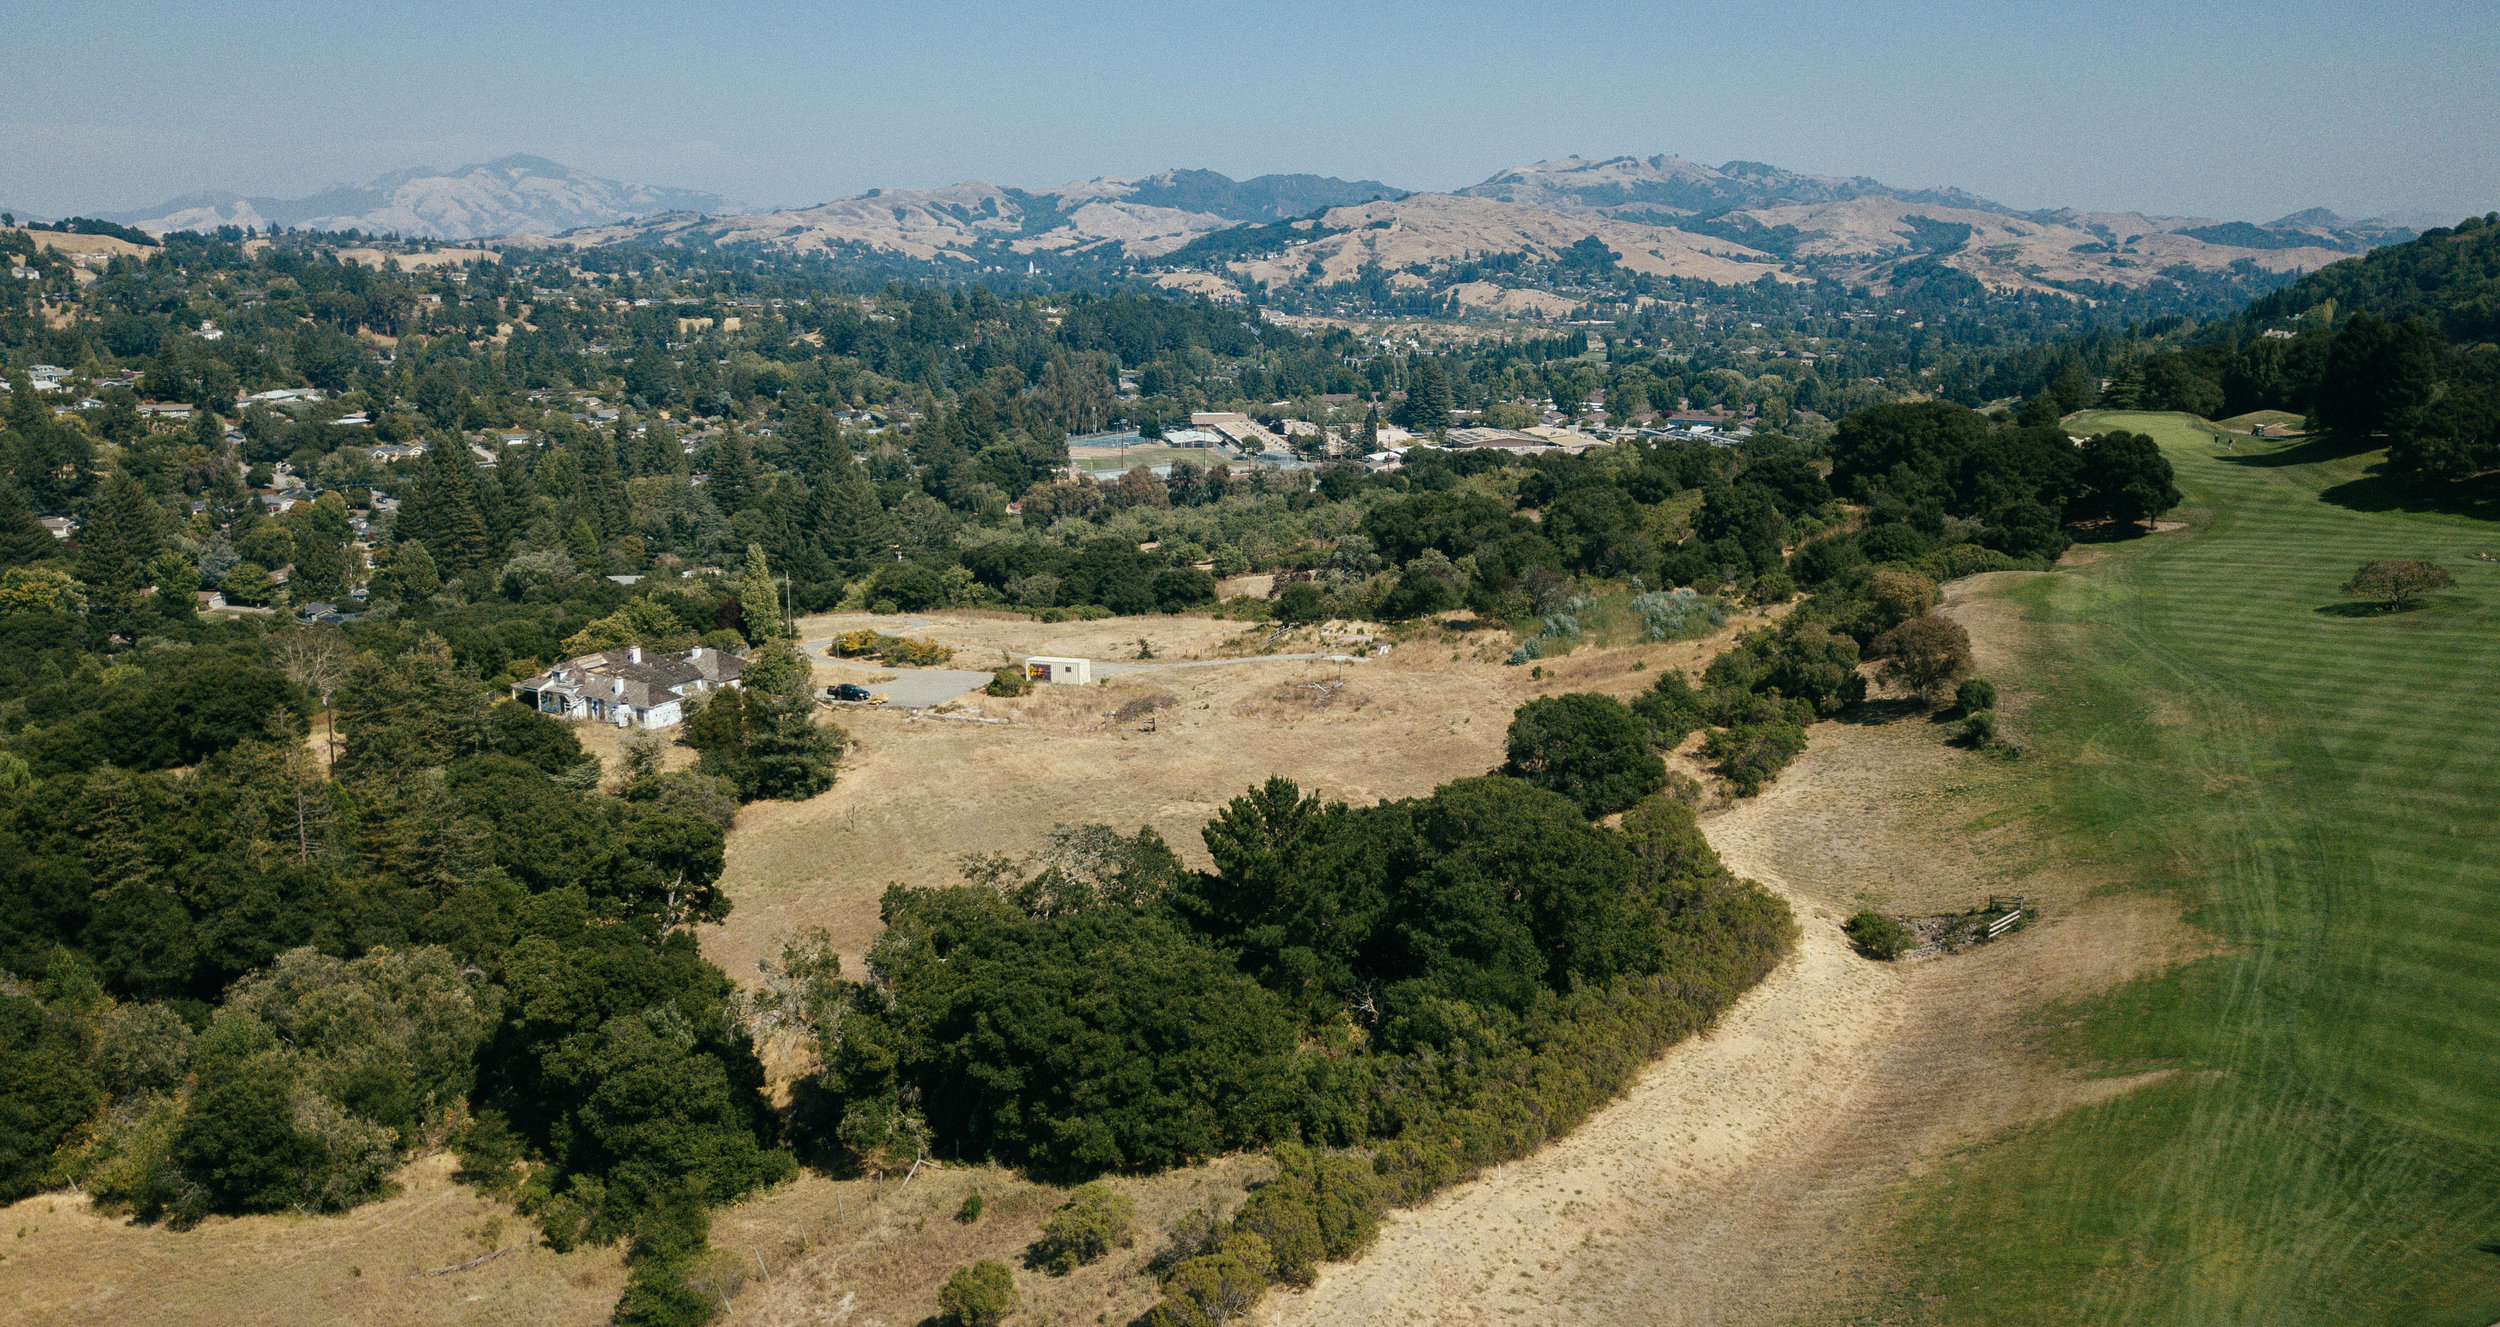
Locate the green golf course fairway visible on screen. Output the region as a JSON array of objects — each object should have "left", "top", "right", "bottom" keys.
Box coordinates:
[{"left": 1856, "top": 412, "right": 2500, "bottom": 1324}]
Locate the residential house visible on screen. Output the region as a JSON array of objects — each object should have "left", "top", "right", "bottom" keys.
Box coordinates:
[
  {"left": 239, "top": 387, "right": 325, "bottom": 408},
  {"left": 513, "top": 645, "right": 746, "bottom": 730},
  {"left": 1447, "top": 427, "right": 1549, "bottom": 451}
]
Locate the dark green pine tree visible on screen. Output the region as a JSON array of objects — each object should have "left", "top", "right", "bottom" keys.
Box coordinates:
[
  {"left": 401, "top": 442, "right": 493, "bottom": 576},
  {"left": 577, "top": 430, "right": 633, "bottom": 539},
  {"left": 710, "top": 429, "right": 757, "bottom": 514},
  {"left": 0, "top": 481, "right": 60, "bottom": 567},
  {"left": 206, "top": 459, "right": 255, "bottom": 529},
  {"left": 801, "top": 454, "right": 895, "bottom": 568},
  {"left": 787, "top": 405, "right": 844, "bottom": 483},
  {"left": 737, "top": 639, "right": 839, "bottom": 801},
  {"left": 611, "top": 415, "right": 642, "bottom": 480},
  {"left": 475, "top": 457, "right": 528, "bottom": 566},
  {"left": 564, "top": 517, "right": 603, "bottom": 573},
  {"left": 75, "top": 472, "right": 164, "bottom": 618},
  {"left": 1397, "top": 358, "right": 1454, "bottom": 433},
  {"left": 4, "top": 388, "right": 97, "bottom": 513}
]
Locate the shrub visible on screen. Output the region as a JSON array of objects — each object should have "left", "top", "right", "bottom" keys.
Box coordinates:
[
  {"left": 985, "top": 665, "right": 1033, "bottom": 697},
  {"left": 0, "top": 993, "right": 100, "bottom": 1203},
  {"left": 1371, "top": 1138, "right": 1461, "bottom": 1207},
  {"left": 1630, "top": 668, "right": 1705, "bottom": 750},
  {"left": 1501, "top": 692, "right": 1667, "bottom": 818},
  {"left": 956, "top": 1190, "right": 984, "bottom": 1223},
  {"left": 1274, "top": 582, "right": 1326, "bottom": 624},
  {"left": 91, "top": 1001, "right": 193, "bottom": 1100},
  {"left": 1034, "top": 1181, "right": 1137, "bottom": 1273},
  {"left": 1145, "top": 1247, "right": 1268, "bottom": 1327},
  {"left": 1703, "top": 620, "right": 1865, "bottom": 715},
  {"left": 1845, "top": 910, "right": 1912, "bottom": 960},
  {"left": 1270, "top": 1143, "right": 1385, "bottom": 1262},
  {"left": 1954, "top": 678, "right": 1996, "bottom": 713},
  {"left": 1230, "top": 1182, "right": 1325, "bottom": 1285},
  {"left": 1858, "top": 522, "right": 1935, "bottom": 564},
  {"left": 1621, "top": 795, "right": 1727, "bottom": 893},
  {"left": 938, "top": 1260, "right": 1018, "bottom": 1327},
  {"left": 832, "top": 629, "right": 956, "bottom": 667},
  {"left": 1630, "top": 587, "right": 1723, "bottom": 641},
  {"left": 1703, "top": 720, "right": 1809, "bottom": 796},
  {"left": 1956, "top": 710, "right": 1999, "bottom": 748}
]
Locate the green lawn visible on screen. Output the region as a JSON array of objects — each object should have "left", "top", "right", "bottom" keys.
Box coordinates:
[
  {"left": 1852, "top": 412, "right": 2500, "bottom": 1324},
  {"left": 1068, "top": 444, "right": 1221, "bottom": 476}
]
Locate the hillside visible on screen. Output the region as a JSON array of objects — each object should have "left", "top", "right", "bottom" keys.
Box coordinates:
[
  {"left": 101, "top": 154, "right": 730, "bottom": 239},
  {"left": 1220, "top": 193, "right": 1792, "bottom": 293},
  {"left": 1456, "top": 153, "right": 2008, "bottom": 218},
  {"left": 1723, "top": 194, "right": 2351, "bottom": 292},
  {"left": 2232, "top": 208, "right": 2500, "bottom": 341},
  {"left": 508, "top": 151, "right": 2409, "bottom": 318},
  {"left": 540, "top": 169, "right": 1407, "bottom": 265}
]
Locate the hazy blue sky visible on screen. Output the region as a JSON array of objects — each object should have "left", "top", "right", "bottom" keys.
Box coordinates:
[{"left": 5, "top": 0, "right": 2494, "bottom": 222}]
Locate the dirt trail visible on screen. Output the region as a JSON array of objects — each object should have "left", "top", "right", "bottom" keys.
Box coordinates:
[{"left": 1276, "top": 585, "right": 2206, "bottom": 1326}]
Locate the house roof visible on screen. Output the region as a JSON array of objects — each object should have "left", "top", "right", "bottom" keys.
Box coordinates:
[{"left": 517, "top": 646, "right": 747, "bottom": 712}]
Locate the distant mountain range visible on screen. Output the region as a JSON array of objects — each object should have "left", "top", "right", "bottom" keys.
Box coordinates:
[
  {"left": 542, "top": 153, "right": 2421, "bottom": 304},
  {"left": 73, "top": 150, "right": 2437, "bottom": 307},
  {"left": 99, "top": 155, "right": 732, "bottom": 239}
]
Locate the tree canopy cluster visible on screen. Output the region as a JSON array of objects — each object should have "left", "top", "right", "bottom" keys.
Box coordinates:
[
  {"left": 0, "top": 613, "right": 804, "bottom": 1318},
  {"left": 819, "top": 728, "right": 1794, "bottom": 1293}
]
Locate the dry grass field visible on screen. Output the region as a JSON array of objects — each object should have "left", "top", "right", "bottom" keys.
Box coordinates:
[
  {"left": 711, "top": 607, "right": 1769, "bottom": 981},
  {"left": 0, "top": 1153, "right": 628, "bottom": 1327}
]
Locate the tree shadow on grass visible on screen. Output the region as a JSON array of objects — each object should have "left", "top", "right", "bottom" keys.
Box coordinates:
[
  {"left": 2317, "top": 469, "right": 2500, "bottom": 523},
  {"left": 2214, "top": 432, "right": 2377, "bottom": 469},
  {"left": 1837, "top": 697, "right": 1928, "bottom": 727},
  {"left": 2066, "top": 520, "right": 2162, "bottom": 545},
  {"left": 2315, "top": 597, "right": 2467, "bottom": 621}
]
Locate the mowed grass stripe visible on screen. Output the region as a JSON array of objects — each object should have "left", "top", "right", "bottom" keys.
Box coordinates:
[{"left": 1857, "top": 412, "right": 2500, "bottom": 1325}]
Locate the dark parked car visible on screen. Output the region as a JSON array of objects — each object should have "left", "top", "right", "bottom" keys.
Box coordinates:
[{"left": 827, "top": 683, "right": 874, "bottom": 702}]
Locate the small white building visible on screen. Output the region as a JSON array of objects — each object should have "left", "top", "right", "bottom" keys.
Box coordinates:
[
  {"left": 513, "top": 644, "right": 747, "bottom": 729},
  {"left": 1023, "top": 656, "right": 1092, "bottom": 686}
]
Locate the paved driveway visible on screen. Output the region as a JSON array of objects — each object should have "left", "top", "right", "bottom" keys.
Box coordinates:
[{"left": 851, "top": 668, "right": 995, "bottom": 709}]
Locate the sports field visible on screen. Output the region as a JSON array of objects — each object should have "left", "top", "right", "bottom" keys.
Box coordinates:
[{"left": 1854, "top": 413, "right": 2500, "bottom": 1322}]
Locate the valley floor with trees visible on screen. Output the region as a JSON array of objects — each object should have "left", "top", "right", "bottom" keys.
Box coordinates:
[{"left": 4, "top": 205, "right": 2495, "bottom": 1325}]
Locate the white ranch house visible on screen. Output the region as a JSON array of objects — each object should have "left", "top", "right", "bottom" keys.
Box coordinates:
[{"left": 513, "top": 645, "right": 744, "bottom": 729}]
